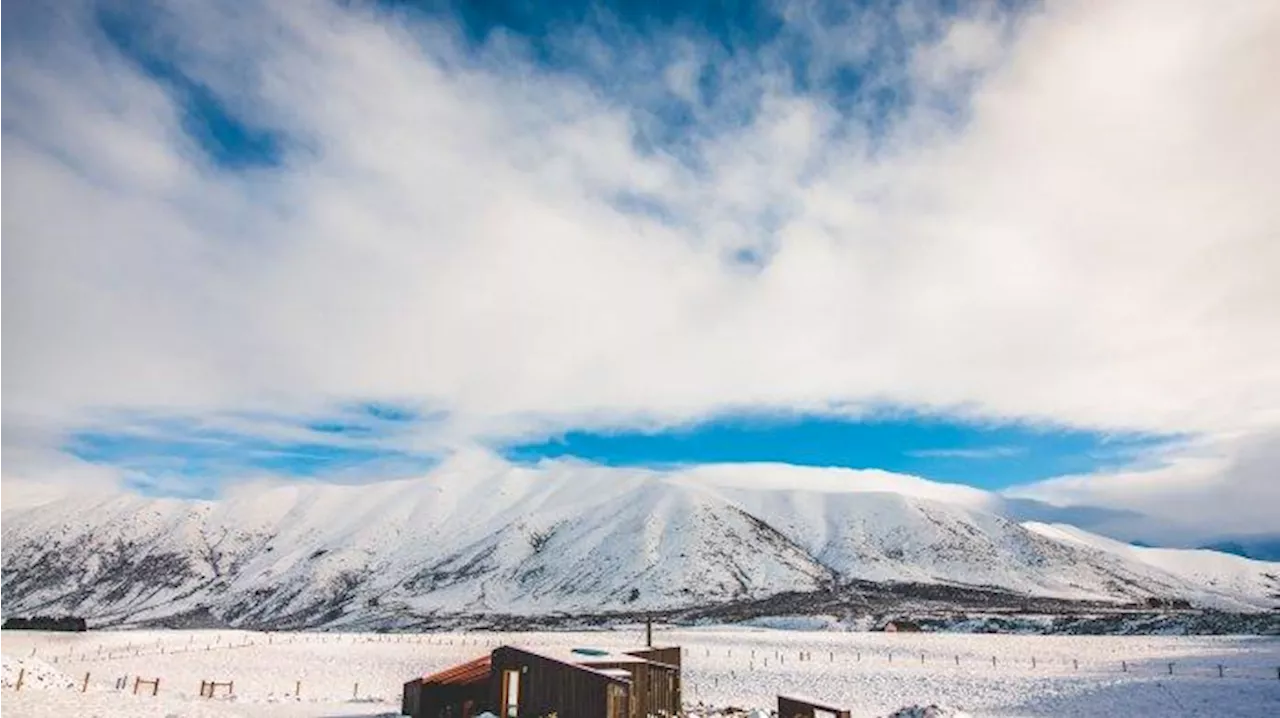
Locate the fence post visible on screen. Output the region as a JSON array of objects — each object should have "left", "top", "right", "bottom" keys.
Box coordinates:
[
  {"left": 1167, "top": 663, "right": 1174, "bottom": 676},
  {"left": 1073, "top": 659, "right": 1078, "bottom": 670},
  {"left": 1122, "top": 661, "right": 1127, "bottom": 673},
  {"left": 82, "top": 672, "right": 91, "bottom": 692},
  {"left": 1217, "top": 665, "right": 1224, "bottom": 678},
  {"left": 154, "top": 678, "right": 160, "bottom": 696},
  {"left": 353, "top": 682, "right": 359, "bottom": 699},
  {"left": 955, "top": 655, "right": 959, "bottom": 666},
  {"left": 1032, "top": 657, "right": 1037, "bottom": 669},
  {"left": 296, "top": 680, "right": 302, "bottom": 697},
  {"left": 15, "top": 668, "right": 25, "bottom": 692},
  {"left": 992, "top": 656, "right": 997, "bottom": 668}
]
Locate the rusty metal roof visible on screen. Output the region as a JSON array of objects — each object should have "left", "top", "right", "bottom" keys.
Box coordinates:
[{"left": 422, "top": 654, "right": 491, "bottom": 686}]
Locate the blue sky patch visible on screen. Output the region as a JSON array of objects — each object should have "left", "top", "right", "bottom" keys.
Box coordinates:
[
  {"left": 67, "top": 406, "right": 436, "bottom": 493},
  {"left": 65, "top": 405, "right": 1182, "bottom": 494},
  {"left": 95, "top": 6, "right": 285, "bottom": 170},
  {"left": 503, "top": 412, "right": 1182, "bottom": 489}
]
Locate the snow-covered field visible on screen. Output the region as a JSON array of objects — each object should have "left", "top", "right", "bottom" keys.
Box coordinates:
[{"left": 2, "top": 628, "right": 1278, "bottom": 717}]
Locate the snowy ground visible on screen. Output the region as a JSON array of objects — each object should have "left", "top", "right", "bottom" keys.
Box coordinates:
[{"left": 2, "top": 627, "right": 1278, "bottom": 717}]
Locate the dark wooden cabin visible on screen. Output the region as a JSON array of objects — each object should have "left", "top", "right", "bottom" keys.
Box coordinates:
[
  {"left": 778, "top": 694, "right": 853, "bottom": 718},
  {"left": 882, "top": 620, "right": 922, "bottom": 633},
  {"left": 490, "top": 646, "right": 630, "bottom": 718},
  {"left": 405, "top": 644, "right": 681, "bottom": 718}
]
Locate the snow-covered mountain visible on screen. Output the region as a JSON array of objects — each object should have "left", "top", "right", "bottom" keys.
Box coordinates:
[{"left": 3, "top": 457, "right": 1278, "bottom": 628}]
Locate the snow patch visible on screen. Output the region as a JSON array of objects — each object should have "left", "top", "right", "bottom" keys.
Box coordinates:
[{"left": 1, "top": 655, "right": 75, "bottom": 690}]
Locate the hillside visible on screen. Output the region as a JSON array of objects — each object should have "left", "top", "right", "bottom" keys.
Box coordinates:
[{"left": 3, "top": 460, "right": 1278, "bottom": 629}]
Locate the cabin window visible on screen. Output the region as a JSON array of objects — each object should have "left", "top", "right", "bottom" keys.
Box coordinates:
[
  {"left": 814, "top": 710, "right": 837, "bottom": 718},
  {"left": 501, "top": 669, "right": 521, "bottom": 717}
]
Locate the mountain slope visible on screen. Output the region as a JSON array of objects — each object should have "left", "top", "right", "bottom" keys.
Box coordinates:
[
  {"left": 4, "top": 463, "right": 1278, "bottom": 628},
  {"left": 1024, "top": 522, "right": 1280, "bottom": 607}
]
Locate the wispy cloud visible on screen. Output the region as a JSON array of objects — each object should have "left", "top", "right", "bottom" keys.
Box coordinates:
[{"left": 63, "top": 408, "right": 439, "bottom": 494}]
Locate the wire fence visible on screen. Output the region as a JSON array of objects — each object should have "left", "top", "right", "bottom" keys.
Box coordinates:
[{"left": 7, "top": 630, "right": 1280, "bottom": 704}]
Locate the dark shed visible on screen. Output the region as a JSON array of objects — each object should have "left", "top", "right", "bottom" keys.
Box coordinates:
[{"left": 778, "top": 694, "right": 853, "bottom": 718}]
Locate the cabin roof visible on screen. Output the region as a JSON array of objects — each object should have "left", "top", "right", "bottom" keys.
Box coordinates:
[
  {"left": 506, "top": 645, "right": 659, "bottom": 666},
  {"left": 415, "top": 643, "right": 679, "bottom": 689},
  {"left": 422, "top": 654, "right": 491, "bottom": 686},
  {"left": 778, "top": 693, "right": 848, "bottom": 711},
  {"left": 497, "top": 646, "right": 635, "bottom": 683}
]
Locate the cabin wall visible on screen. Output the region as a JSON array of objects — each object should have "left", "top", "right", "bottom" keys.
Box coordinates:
[
  {"left": 420, "top": 683, "right": 489, "bottom": 717},
  {"left": 625, "top": 647, "right": 683, "bottom": 711},
  {"left": 580, "top": 660, "right": 678, "bottom": 718},
  {"left": 403, "top": 679, "right": 423, "bottom": 717},
  {"left": 627, "top": 646, "right": 682, "bottom": 669},
  {"left": 490, "top": 647, "right": 629, "bottom": 718},
  {"left": 404, "top": 677, "right": 490, "bottom": 717}
]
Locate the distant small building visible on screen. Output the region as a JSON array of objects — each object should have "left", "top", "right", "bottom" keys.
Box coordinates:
[
  {"left": 2, "top": 616, "right": 87, "bottom": 632},
  {"left": 403, "top": 643, "right": 681, "bottom": 718},
  {"left": 778, "top": 693, "right": 853, "bottom": 718},
  {"left": 881, "top": 620, "right": 922, "bottom": 633},
  {"left": 1143, "top": 596, "right": 1193, "bottom": 610}
]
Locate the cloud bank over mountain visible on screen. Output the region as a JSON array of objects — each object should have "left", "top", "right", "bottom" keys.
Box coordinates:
[{"left": 3, "top": 0, "right": 1277, "bottom": 535}]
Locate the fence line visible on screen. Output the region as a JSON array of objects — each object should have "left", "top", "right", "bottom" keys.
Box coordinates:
[{"left": 11, "top": 631, "right": 1280, "bottom": 705}]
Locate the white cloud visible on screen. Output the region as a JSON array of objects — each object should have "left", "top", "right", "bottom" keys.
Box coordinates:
[
  {"left": 2, "top": 0, "right": 1278, "bottom": 528},
  {"left": 1006, "top": 429, "right": 1280, "bottom": 540}
]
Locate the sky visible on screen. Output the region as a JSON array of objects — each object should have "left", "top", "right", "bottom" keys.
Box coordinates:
[{"left": 2, "top": 0, "right": 1278, "bottom": 540}]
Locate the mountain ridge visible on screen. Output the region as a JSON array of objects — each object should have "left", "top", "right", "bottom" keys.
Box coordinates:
[{"left": 3, "top": 462, "right": 1277, "bottom": 629}]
